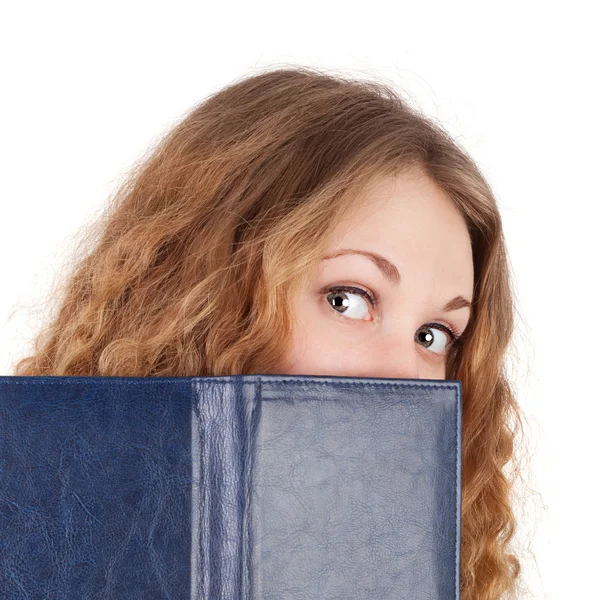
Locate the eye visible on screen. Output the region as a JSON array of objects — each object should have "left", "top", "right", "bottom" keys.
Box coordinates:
[
  {"left": 324, "top": 285, "right": 461, "bottom": 356},
  {"left": 325, "top": 286, "right": 374, "bottom": 321},
  {"left": 414, "top": 325, "right": 455, "bottom": 355}
]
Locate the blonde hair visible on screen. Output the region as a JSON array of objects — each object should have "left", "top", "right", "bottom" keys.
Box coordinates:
[{"left": 14, "top": 65, "right": 528, "bottom": 599}]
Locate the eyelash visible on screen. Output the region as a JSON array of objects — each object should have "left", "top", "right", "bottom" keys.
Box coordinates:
[{"left": 325, "top": 285, "right": 462, "bottom": 344}]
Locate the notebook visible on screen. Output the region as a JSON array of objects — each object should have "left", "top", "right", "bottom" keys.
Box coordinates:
[{"left": 0, "top": 374, "right": 462, "bottom": 599}]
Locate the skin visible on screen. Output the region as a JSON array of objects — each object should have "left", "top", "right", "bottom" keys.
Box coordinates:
[{"left": 278, "top": 168, "right": 474, "bottom": 380}]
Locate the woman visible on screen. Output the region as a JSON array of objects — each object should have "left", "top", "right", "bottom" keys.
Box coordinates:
[{"left": 14, "top": 65, "right": 526, "bottom": 599}]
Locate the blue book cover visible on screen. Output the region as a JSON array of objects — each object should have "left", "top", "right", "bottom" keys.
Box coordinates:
[{"left": 0, "top": 374, "right": 462, "bottom": 599}]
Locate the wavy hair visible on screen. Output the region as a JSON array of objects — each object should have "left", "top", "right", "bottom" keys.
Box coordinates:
[{"left": 14, "top": 65, "right": 528, "bottom": 599}]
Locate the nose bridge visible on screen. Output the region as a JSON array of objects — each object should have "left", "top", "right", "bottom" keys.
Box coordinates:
[{"left": 370, "top": 332, "right": 420, "bottom": 379}]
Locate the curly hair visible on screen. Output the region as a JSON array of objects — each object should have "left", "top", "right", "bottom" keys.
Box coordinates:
[{"left": 13, "top": 64, "right": 529, "bottom": 599}]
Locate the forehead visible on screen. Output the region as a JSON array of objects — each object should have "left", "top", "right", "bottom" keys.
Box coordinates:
[{"left": 324, "top": 171, "right": 474, "bottom": 293}]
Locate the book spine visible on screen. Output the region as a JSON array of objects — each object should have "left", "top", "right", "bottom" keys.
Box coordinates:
[{"left": 190, "top": 379, "right": 261, "bottom": 600}]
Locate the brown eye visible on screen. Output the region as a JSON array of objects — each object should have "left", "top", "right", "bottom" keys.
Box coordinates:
[
  {"left": 325, "top": 286, "right": 373, "bottom": 321},
  {"left": 415, "top": 325, "right": 454, "bottom": 355}
]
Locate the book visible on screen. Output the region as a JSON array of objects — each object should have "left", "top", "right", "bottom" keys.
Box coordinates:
[{"left": 0, "top": 373, "right": 462, "bottom": 599}]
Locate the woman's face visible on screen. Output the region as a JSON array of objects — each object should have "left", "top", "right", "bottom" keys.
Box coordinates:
[{"left": 279, "top": 169, "right": 474, "bottom": 380}]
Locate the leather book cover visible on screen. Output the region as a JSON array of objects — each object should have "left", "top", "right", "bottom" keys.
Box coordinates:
[{"left": 0, "top": 374, "right": 462, "bottom": 599}]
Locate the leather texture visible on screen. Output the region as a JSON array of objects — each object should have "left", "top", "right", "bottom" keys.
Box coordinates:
[{"left": 0, "top": 374, "right": 462, "bottom": 599}]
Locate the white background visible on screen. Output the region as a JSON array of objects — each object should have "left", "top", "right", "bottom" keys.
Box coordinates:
[{"left": 1, "top": 2, "right": 598, "bottom": 597}]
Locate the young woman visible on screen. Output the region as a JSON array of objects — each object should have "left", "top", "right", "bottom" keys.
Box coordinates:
[{"left": 14, "top": 65, "right": 526, "bottom": 599}]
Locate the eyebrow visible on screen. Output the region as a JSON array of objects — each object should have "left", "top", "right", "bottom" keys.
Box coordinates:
[{"left": 322, "top": 248, "right": 472, "bottom": 313}]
